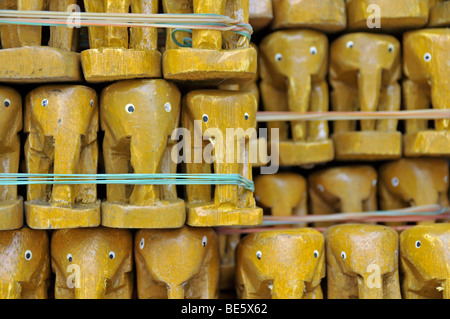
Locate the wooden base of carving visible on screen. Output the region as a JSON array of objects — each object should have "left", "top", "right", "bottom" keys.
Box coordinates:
[
  {"left": 81, "top": 48, "right": 161, "bottom": 83},
  {"left": 186, "top": 202, "right": 263, "bottom": 227},
  {"left": 101, "top": 199, "right": 185, "bottom": 229},
  {"left": 333, "top": 131, "right": 402, "bottom": 160},
  {"left": 25, "top": 201, "right": 101, "bottom": 229},
  {"left": 163, "top": 47, "right": 257, "bottom": 84},
  {"left": 270, "top": 139, "right": 334, "bottom": 166},
  {"left": 404, "top": 131, "right": 450, "bottom": 157},
  {"left": 0, "top": 197, "right": 23, "bottom": 231},
  {"left": 429, "top": 1, "right": 450, "bottom": 27},
  {"left": 0, "top": 47, "right": 82, "bottom": 83}
]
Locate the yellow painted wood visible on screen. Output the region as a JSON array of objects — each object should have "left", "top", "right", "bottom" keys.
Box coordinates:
[
  {"left": 249, "top": 0, "right": 273, "bottom": 32},
  {"left": 429, "top": 0, "right": 450, "bottom": 27}
]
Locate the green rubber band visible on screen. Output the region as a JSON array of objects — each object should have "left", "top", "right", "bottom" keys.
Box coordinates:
[{"left": 171, "top": 28, "right": 193, "bottom": 47}]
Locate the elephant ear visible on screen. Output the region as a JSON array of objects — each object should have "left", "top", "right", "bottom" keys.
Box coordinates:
[{"left": 84, "top": 108, "right": 99, "bottom": 146}]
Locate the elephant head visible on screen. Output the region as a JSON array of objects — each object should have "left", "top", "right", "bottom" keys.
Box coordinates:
[
  {"left": 254, "top": 172, "right": 307, "bottom": 218},
  {"left": 135, "top": 226, "right": 220, "bottom": 299},
  {"left": 400, "top": 223, "right": 450, "bottom": 299},
  {"left": 51, "top": 227, "right": 133, "bottom": 299},
  {"left": 308, "top": 165, "right": 377, "bottom": 227},
  {"left": 325, "top": 224, "right": 401, "bottom": 299},
  {"left": 0, "top": 227, "right": 50, "bottom": 299},
  {"left": 24, "top": 85, "right": 98, "bottom": 208},
  {"left": 379, "top": 158, "right": 449, "bottom": 213},
  {"left": 330, "top": 33, "right": 401, "bottom": 131},
  {"left": 403, "top": 29, "right": 450, "bottom": 132},
  {"left": 259, "top": 29, "right": 329, "bottom": 142},
  {"left": 236, "top": 228, "right": 325, "bottom": 299}
]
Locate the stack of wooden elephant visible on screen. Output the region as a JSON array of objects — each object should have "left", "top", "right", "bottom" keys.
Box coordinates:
[{"left": 0, "top": 0, "right": 449, "bottom": 299}]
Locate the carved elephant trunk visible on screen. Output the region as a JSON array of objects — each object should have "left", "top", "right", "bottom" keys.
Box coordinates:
[
  {"left": 272, "top": 278, "right": 305, "bottom": 299},
  {"left": 358, "top": 67, "right": 382, "bottom": 131},
  {"left": 357, "top": 274, "right": 383, "bottom": 299},
  {"left": 287, "top": 75, "right": 311, "bottom": 141}
]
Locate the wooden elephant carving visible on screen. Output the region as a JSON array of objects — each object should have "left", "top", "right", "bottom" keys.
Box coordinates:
[
  {"left": 24, "top": 85, "right": 100, "bottom": 229},
  {"left": 51, "top": 227, "right": 133, "bottom": 299},
  {"left": 259, "top": 29, "right": 334, "bottom": 166},
  {"left": 0, "top": 227, "right": 50, "bottom": 299},
  {"left": 236, "top": 228, "right": 325, "bottom": 299},
  {"left": 329, "top": 33, "right": 402, "bottom": 160},
  {"left": 100, "top": 79, "right": 185, "bottom": 229},
  {"left": 429, "top": 0, "right": 450, "bottom": 27},
  {"left": 403, "top": 29, "right": 450, "bottom": 156},
  {"left": 249, "top": 0, "right": 273, "bottom": 32},
  {"left": 0, "top": 0, "right": 82, "bottom": 82},
  {"left": 400, "top": 223, "right": 450, "bottom": 299},
  {"left": 325, "top": 224, "right": 401, "bottom": 299},
  {"left": 162, "top": 0, "right": 257, "bottom": 84},
  {"left": 181, "top": 90, "right": 263, "bottom": 227},
  {"left": 0, "top": 86, "right": 23, "bottom": 230},
  {"left": 308, "top": 165, "right": 378, "bottom": 227},
  {"left": 135, "top": 226, "right": 220, "bottom": 299},
  {"left": 81, "top": 0, "right": 161, "bottom": 83}
]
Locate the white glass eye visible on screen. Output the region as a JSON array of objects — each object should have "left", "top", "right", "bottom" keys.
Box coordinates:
[
  {"left": 164, "top": 102, "right": 172, "bottom": 113},
  {"left": 388, "top": 44, "right": 395, "bottom": 53},
  {"left": 372, "top": 179, "right": 377, "bottom": 186},
  {"left": 395, "top": 250, "right": 398, "bottom": 258},
  {"left": 415, "top": 240, "right": 421, "bottom": 248},
  {"left": 310, "top": 46, "right": 318, "bottom": 55},
  {"left": 202, "top": 236, "right": 207, "bottom": 247},
  {"left": 109, "top": 251, "right": 116, "bottom": 259},
  {"left": 314, "top": 250, "right": 319, "bottom": 258},
  {"left": 275, "top": 53, "right": 282, "bottom": 61},
  {"left": 67, "top": 253, "right": 73, "bottom": 262},
  {"left": 317, "top": 184, "right": 325, "bottom": 192},
  {"left": 42, "top": 99, "right": 48, "bottom": 107},
  {"left": 90, "top": 99, "right": 94, "bottom": 107},
  {"left": 140, "top": 238, "right": 145, "bottom": 250},
  {"left": 202, "top": 114, "right": 209, "bottom": 123},
  {"left": 346, "top": 41, "right": 354, "bottom": 48},
  {"left": 424, "top": 53, "right": 432, "bottom": 62},
  {"left": 445, "top": 176, "right": 448, "bottom": 183},
  {"left": 244, "top": 112, "right": 249, "bottom": 120},
  {"left": 25, "top": 250, "right": 32, "bottom": 261},
  {"left": 125, "top": 104, "right": 135, "bottom": 113},
  {"left": 4, "top": 99, "right": 10, "bottom": 107},
  {"left": 341, "top": 251, "right": 346, "bottom": 260},
  {"left": 256, "top": 250, "right": 262, "bottom": 260},
  {"left": 391, "top": 177, "right": 399, "bottom": 187}
]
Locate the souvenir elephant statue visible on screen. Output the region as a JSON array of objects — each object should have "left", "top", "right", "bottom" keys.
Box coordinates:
[
  {"left": 24, "top": 85, "right": 100, "bottom": 229},
  {"left": 259, "top": 29, "right": 334, "bottom": 166},
  {"left": 271, "top": 0, "right": 346, "bottom": 33},
  {"left": 428, "top": 0, "right": 450, "bottom": 27},
  {"left": 181, "top": 90, "right": 263, "bottom": 227},
  {"left": 135, "top": 226, "right": 220, "bottom": 299},
  {"left": 308, "top": 165, "right": 378, "bottom": 227},
  {"left": 379, "top": 158, "right": 449, "bottom": 225},
  {"left": 235, "top": 228, "right": 325, "bottom": 299},
  {"left": 403, "top": 29, "right": 450, "bottom": 156},
  {"left": 400, "top": 223, "right": 450, "bottom": 299},
  {"left": 0, "top": 227, "right": 50, "bottom": 299},
  {"left": 100, "top": 79, "right": 185, "bottom": 229},
  {"left": 51, "top": 227, "right": 133, "bottom": 299},
  {"left": 325, "top": 224, "right": 401, "bottom": 299},
  {"left": 162, "top": 0, "right": 257, "bottom": 84},
  {"left": 329, "top": 32, "right": 402, "bottom": 160},
  {"left": 82, "top": 0, "right": 161, "bottom": 82},
  {"left": 0, "top": 86, "right": 23, "bottom": 230},
  {"left": 0, "top": 0, "right": 82, "bottom": 82}
]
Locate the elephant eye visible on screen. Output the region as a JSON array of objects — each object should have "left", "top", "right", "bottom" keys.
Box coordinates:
[
  {"left": 202, "top": 114, "right": 209, "bottom": 123},
  {"left": 415, "top": 241, "right": 421, "bottom": 248},
  {"left": 125, "top": 104, "right": 135, "bottom": 114},
  {"left": 202, "top": 236, "right": 207, "bottom": 247},
  {"left": 346, "top": 41, "right": 354, "bottom": 48},
  {"left": 164, "top": 102, "right": 172, "bottom": 113},
  {"left": 341, "top": 251, "right": 346, "bottom": 260},
  {"left": 314, "top": 250, "right": 319, "bottom": 258},
  {"left": 317, "top": 184, "right": 325, "bottom": 192},
  {"left": 372, "top": 179, "right": 377, "bottom": 186},
  {"left": 42, "top": 99, "right": 48, "bottom": 107},
  {"left": 395, "top": 250, "right": 398, "bottom": 258},
  {"left": 67, "top": 253, "right": 73, "bottom": 262},
  {"left": 256, "top": 250, "right": 262, "bottom": 260},
  {"left": 391, "top": 177, "right": 399, "bottom": 187},
  {"left": 24, "top": 250, "right": 32, "bottom": 261},
  {"left": 140, "top": 238, "right": 145, "bottom": 250},
  {"left": 310, "top": 46, "right": 317, "bottom": 55},
  {"left": 388, "top": 44, "right": 395, "bottom": 53},
  {"left": 109, "top": 251, "right": 116, "bottom": 259},
  {"left": 275, "top": 53, "right": 282, "bottom": 61},
  {"left": 445, "top": 176, "right": 448, "bottom": 184},
  {"left": 4, "top": 99, "right": 10, "bottom": 107},
  {"left": 423, "top": 53, "right": 432, "bottom": 62},
  {"left": 244, "top": 112, "right": 249, "bottom": 120},
  {"left": 90, "top": 99, "right": 94, "bottom": 107}
]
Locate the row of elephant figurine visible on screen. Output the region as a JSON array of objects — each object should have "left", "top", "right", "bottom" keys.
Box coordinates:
[{"left": 1, "top": 223, "right": 448, "bottom": 299}]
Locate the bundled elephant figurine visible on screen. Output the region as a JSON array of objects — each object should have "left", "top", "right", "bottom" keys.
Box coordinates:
[
  {"left": 0, "top": 0, "right": 82, "bottom": 83},
  {"left": 100, "top": 79, "right": 185, "bottom": 229},
  {"left": 259, "top": 29, "right": 334, "bottom": 166},
  {"left": 0, "top": 86, "right": 23, "bottom": 230},
  {"left": 162, "top": 0, "right": 257, "bottom": 84},
  {"left": 329, "top": 32, "right": 402, "bottom": 160},
  {"left": 0, "top": 227, "right": 50, "bottom": 299},
  {"left": 24, "top": 85, "right": 100, "bottom": 229},
  {"left": 236, "top": 228, "right": 325, "bottom": 299},
  {"left": 81, "top": 0, "right": 161, "bottom": 83},
  {"left": 403, "top": 29, "right": 450, "bottom": 156}
]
